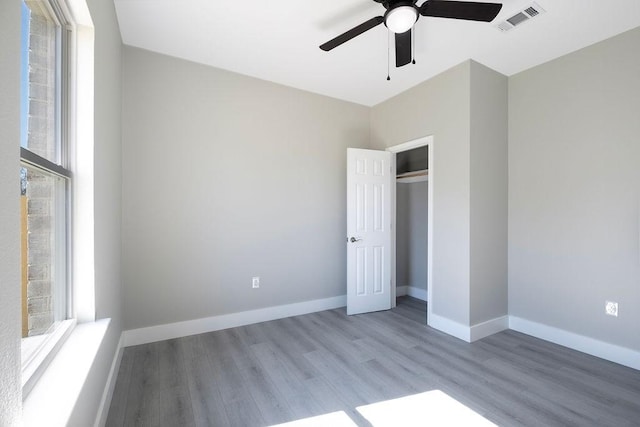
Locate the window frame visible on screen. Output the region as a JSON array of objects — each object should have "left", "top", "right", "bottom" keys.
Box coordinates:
[{"left": 20, "top": 0, "right": 76, "bottom": 398}]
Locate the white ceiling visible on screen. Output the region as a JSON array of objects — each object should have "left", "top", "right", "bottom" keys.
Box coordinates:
[{"left": 113, "top": 0, "right": 640, "bottom": 106}]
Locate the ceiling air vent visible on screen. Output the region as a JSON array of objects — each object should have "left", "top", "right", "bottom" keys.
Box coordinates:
[{"left": 496, "top": 2, "right": 546, "bottom": 32}]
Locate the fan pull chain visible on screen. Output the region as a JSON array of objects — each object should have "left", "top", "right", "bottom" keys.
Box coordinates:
[
  {"left": 412, "top": 26, "right": 416, "bottom": 64},
  {"left": 387, "top": 30, "right": 391, "bottom": 81}
]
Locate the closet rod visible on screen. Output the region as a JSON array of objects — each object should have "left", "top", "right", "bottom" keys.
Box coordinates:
[{"left": 396, "top": 170, "right": 428, "bottom": 179}]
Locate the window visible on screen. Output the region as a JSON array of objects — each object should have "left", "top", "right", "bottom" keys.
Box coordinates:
[{"left": 20, "top": 0, "right": 74, "bottom": 394}]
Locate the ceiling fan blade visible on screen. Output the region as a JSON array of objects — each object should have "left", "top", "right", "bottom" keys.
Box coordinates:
[
  {"left": 319, "top": 16, "right": 384, "bottom": 51},
  {"left": 395, "top": 30, "right": 412, "bottom": 67},
  {"left": 420, "top": 0, "right": 502, "bottom": 22}
]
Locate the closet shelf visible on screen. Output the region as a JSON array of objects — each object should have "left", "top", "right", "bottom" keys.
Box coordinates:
[{"left": 396, "top": 169, "right": 428, "bottom": 183}]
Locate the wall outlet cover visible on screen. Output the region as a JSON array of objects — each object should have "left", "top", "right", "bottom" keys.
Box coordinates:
[{"left": 605, "top": 301, "right": 618, "bottom": 317}]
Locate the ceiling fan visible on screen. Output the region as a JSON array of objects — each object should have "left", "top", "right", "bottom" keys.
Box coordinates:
[{"left": 320, "top": 0, "right": 503, "bottom": 68}]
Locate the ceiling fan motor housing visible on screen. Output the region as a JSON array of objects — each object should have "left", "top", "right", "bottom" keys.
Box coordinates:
[
  {"left": 376, "top": 0, "right": 419, "bottom": 9},
  {"left": 383, "top": 1, "right": 419, "bottom": 33},
  {"left": 320, "top": 0, "right": 504, "bottom": 67}
]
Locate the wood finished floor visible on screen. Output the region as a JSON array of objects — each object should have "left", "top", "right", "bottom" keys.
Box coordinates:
[{"left": 106, "top": 297, "right": 640, "bottom": 426}]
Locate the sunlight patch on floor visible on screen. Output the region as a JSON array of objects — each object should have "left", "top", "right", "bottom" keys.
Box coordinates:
[
  {"left": 356, "top": 390, "right": 497, "bottom": 427},
  {"left": 269, "top": 390, "right": 495, "bottom": 426},
  {"left": 270, "top": 411, "right": 358, "bottom": 427}
]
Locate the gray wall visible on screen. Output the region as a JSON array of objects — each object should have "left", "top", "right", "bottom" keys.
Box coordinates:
[
  {"left": 371, "top": 61, "right": 472, "bottom": 325},
  {"left": 371, "top": 60, "right": 508, "bottom": 328},
  {"left": 0, "top": 0, "right": 23, "bottom": 424},
  {"left": 91, "top": 0, "right": 123, "bottom": 326},
  {"left": 509, "top": 27, "right": 640, "bottom": 351},
  {"left": 396, "top": 184, "right": 410, "bottom": 288},
  {"left": 69, "top": 0, "right": 124, "bottom": 423},
  {"left": 122, "top": 47, "right": 371, "bottom": 330},
  {"left": 469, "top": 61, "right": 508, "bottom": 325},
  {"left": 396, "top": 181, "right": 428, "bottom": 291}
]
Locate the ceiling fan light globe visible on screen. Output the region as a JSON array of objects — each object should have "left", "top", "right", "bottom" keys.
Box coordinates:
[{"left": 385, "top": 6, "right": 418, "bottom": 33}]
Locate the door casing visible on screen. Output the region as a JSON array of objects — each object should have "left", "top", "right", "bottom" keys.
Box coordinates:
[{"left": 387, "top": 136, "right": 434, "bottom": 325}]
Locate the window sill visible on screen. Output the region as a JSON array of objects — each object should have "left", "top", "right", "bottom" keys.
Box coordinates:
[
  {"left": 22, "top": 319, "right": 76, "bottom": 398},
  {"left": 22, "top": 318, "right": 111, "bottom": 427}
]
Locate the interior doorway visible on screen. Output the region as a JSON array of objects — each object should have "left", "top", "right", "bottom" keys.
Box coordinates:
[{"left": 388, "top": 136, "right": 433, "bottom": 325}]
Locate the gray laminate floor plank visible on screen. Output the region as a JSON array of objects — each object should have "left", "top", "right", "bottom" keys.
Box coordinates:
[
  {"left": 200, "top": 331, "right": 267, "bottom": 425},
  {"left": 250, "top": 341, "right": 326, "bottom": 420},
  {"left": 296, "top": 313, "right": 375, "bottom": 365},
  {"left": 346, "top": 311, "right": 421, "bottom": 350},
  {"left": 411, "top": 341, "right": 567, "bottom": 426},
  {"left": 122, "top": 343, "right": 161, "bottom": 426},
  {"left": 390, "top": 297, "right": 427, "bottom": 323},
  {"left": 313, "top": 309, "right": 366, "bottom": 341},
  {"left": 480, "top": 334, "right": 638, "bottom": 409},
  {"left": 256, "top": 317, "right": 320, "bottom": 381},
  {"left": 261, "top": 317, "right": 317, "bottom": 355},
  {"left": 483, "top": 356, "right": 634, "bottom": 427},
  {"left": 235, "top": 321, "right": 269, "bottom": 347},
  {"left": 156, "top": 339, "right": 196, "bottom": 427},
  {"left": 218, "top": 327, "right": 295, "bottom": 425},
  {"left": 223, "top": 399, "right": 267, "bottom": 427},
  {"left": 353, "top": 336, "right": 431, "bottom": 377},
  {"left": 104, "top": 346, "right": 134, "bottom": 427},
  {"left": 361, "top": 357, "right": 424, "bottom": 397},
  {"left": 201, "top": 333, "right": 248, "bottom": 405},
  {"left": 303, "top": 347, "right": 387, "bottom": 405},
  {"left": 495, "top": 330, "right": 639, "bottom": 389},
  {"left": 181, "top": 335, "right": 231, "bottom": 427},
  {"left": 301, "top": 375, "right": 374, "bottom": 427},
  {"left": 107, "top": 297, "right": 640, "bottom": 426}
]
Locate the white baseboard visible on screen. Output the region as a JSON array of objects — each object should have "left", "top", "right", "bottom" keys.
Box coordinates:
[
  {"left": 425, "top": 312, "right": 638, "bottom": 370},
  {"left": 94, "top": 333, "right": 124, "bottom": 427},
  {"left": 407, "top": 286, "right": 428, "bottom": 301},
  {"left": 396, "top": 285, "right": 428, "bottom": 301},
  {"left": 470, "top": 316, "right": 508, "bottom": 342},
  {"left": 429, "top": 312, "right": 471, "bottom": 342},
  {"left": 509, "top": 316, "right": 640, "bottom": 371},
  {"left": 429, "top": 313, "right": 508, "bottom": 343},
  {"left": 122, "top": 295, "right": 347, "bottom": 347}
]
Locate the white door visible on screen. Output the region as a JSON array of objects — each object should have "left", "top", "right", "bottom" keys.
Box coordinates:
[{"left": 346, "top": 148, "right": 392, "bottom": 315}]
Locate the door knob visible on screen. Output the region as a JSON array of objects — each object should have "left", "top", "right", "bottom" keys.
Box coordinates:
[{"left": 350, "top": 237, "right": 362, "bottom": 243}]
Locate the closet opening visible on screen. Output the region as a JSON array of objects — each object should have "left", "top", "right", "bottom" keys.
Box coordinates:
[{"left": 388, "top": 137, "right": 432, "bottom": 325}]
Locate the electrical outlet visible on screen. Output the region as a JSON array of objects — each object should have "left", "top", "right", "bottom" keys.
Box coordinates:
[
  {"left": 252, "top": 277, "right": 260, "bottom": 289},
  {"left": 605, "top": 301, "right": 618, "bottom": 317}
]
